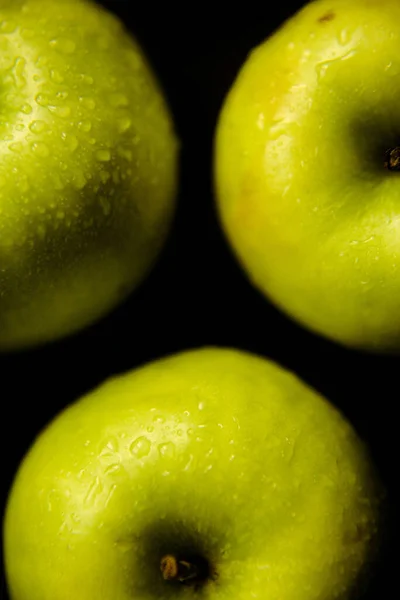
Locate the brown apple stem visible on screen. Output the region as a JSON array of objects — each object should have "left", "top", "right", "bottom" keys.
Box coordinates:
[
  {"left": 160, "top": 554, "right": 201, "bottom": 585},
  {"left": 385, "top": 147, "right": 400, "bottom": 171}
]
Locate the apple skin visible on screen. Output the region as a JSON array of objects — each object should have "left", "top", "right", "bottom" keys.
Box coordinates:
[
  {"left": 0, "top": 0, "right": 178, "bottom": 351},
  {"left": 3, "top": 347, "right": 382, "bottom": 600},
  {"left": 214, "top": 0, "right": 400, "bottom": 352}
]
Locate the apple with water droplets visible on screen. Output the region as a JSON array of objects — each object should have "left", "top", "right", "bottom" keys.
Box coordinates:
[
  {"left": 214, "top": 0, "right": 400, "bottom": 352},
  {"left": 3, "top": 347, "right": 383, "bottom": 600},
  {"left": 0, "top": 0, "right": 178, "bottom": 351}
]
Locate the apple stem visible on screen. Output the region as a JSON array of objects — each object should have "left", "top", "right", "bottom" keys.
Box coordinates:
[
  {"left": 160, "top": 554, "right": 201, "bottom": 585},
  {"left": 385, "top": 147, "right": 400, "bottom": 171}
]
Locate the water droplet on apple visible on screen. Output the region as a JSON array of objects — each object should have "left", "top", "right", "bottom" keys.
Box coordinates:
[
  {"left": 37, "top": 224, "right": 46, "bottom": 238},
  {"left": 20, "top": 102, "right": 32, "bottom": 114},
  {"left": 80, "top": 97, "right": 96, "bottom": 110},
  {"left": 104, "top": 464, "right": 122, "bottom": 476},
  {"left": 50, "top": 69, "right": 64, "bottom": 83},
  {"left": 31, "top": 142, "right": 50, "bottom": 157},
  {"left": 153, "top": 414, "right": 165, "bottom": 424},
  {"left": 256, "top": 113, "right": 265, "bottom": 130},
  {"left": 8, "top": 142, "right": 23, "bottom": 153},
  {"left": 20, "top": 28, "right": 34, "bottom": 39},
  {"left": 77, "top": 73, "right": 94, "bottom": 85},
  {"left": 72, "top": 171, "right": 87, "bottom": 190},
  {"left": 49, "top": 37, "right": 76, "bottom": 54},
  {"left": 99, "top": 196, "right": 111, "bottom": 216},
  {"left": 61, "top": 132, "right": 78, "bottom": 152},
  {"left": 29, "top": 120, "right": 48, "bottom": 134},
  {"left": 130, "top": 436, "right": 151, "bottom": 458},
  {"left": 78, "top": 119, "right": 92, "bottom": 133},
  {"left": 0, "top": 19, "right": 17, "bottom": 33},
  {"left": 158, "top": 442, "right": 175, "bottom": 459},
  {"left": 117, "top": 147, "right": 133, "bottom": 161},
  {"left": 146, "top": 425, "right": 154, "bottom": 433},
  {"left": 117, "top": 117, "right": 132, "bottom": 133},
  {"left": 56, "top": 210, "right": 65, "bottom": 219},
  {"left": 56, "top": 91, "right": 69, "bottom": 101},
  {"left": 35, "top": 93, "right": 49, "bottom": 107},
  {"left": 48, "top": 105, "right": 71, "bottom": 118},
  {"left": 338, "top": 29, "right": 350, "bottom": 45},
  {"left": 384, "top": 61, "right": 400, "bottom": 76},
  {"left": 15, "top": 124, "right": 25, "bottom": 132},
  {"left": 109, "top": 93, "right": 129, "bottom": 108},
  {"left": 100, "top": 170, "right": 111, "bottom": 184},
  {"left": 11, "top": 57, "right": 27, "bottom": 88},
  {"left": 96, "top": 149, "right": 111, "bottom": 162}
]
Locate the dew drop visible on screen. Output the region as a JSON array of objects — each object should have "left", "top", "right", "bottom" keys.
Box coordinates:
[
  {"left": 72, "top": 171, "right": 87, "bottom": 190},
  {"left": 20, "top": 103, "right": 32, "bottom": 114},
  {"left": 31, "top": 142, "right": 50, "bottom": 157},
  {"left": 8, "top": 142, "right": 23, "bottom": 153},
  {"left": 77, "top": 73, "right": 94, "bottom": 85},
  {"left": 384, "top": 61, "right": 400, "bottom": 76},
  {"left": 109, "top": 93, "right": 129, "bottom": 107},
  {"left": 35, "top": 93, "right": 49, "bottom": 107},
  {"left": 61, "top": 132, "right": 78, "bottom": 152},
  {"left": 56, "top": 210, "right": 65, "bottom": 219},
  {"left": 50, "top": 69, "right": 64, "bottom": 83},
  {"left": 29, "top": 120, "right": 48, "bottom": 134},
  {"left": 48, "top": 105, "right": 71, "bottom": 118},
  {"left": 117, "top": 117, "right": 132, "bottom": 133},
  {"left": 130, "top": 436, "right": 151, "bottom": 458},
  {"left": 100, "top": 170, "right": 110, "bottom": 184},
  {"left": 99, "top": 196, "right": 111, "bottom": 216},
  {"left": 20, "top": 28, "right": 34, "bottom": 40},
  {"left": 56, "top": 91, "right": 69, "bottom": 101},
  {"left": 49, "top": 37, "right": 76, "bottom": 55},
  {"left": 12, "top": 57, "right": 27, "bottom": 88},
  {"left": 0, "top": 20, "right": 17, "bottom": 33},
  {"left": 80, "top": 97, "right": 96, "bottom": 110},
  {"left": 78, "top": 119, "right": 92, "bottom": 132},
  {"left": 158, "top": 442, "right": 175, "bottom": 459},
  {"left": 96, "top": 149, "right": 111, "bottom": 162},
  {"left": 117, "top": 147, "right": 133, "bottom": 161},
  {"left": 37, "top": 224, "right": 46, "bottom": 238},
  {"left": 35, "top": 55, "right": 48, "bottom": 68},
  {"left": 338, "top": 29, "right": 350, "bottom": 45},
  {"left": 153, "top": 415, "right": 165, "bottom": 424},
  {"left": 15, "top": 123, "right": 25, "bottom": 132}
]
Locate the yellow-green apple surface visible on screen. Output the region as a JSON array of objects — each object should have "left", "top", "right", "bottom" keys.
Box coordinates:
[
  {"left": 0, "top": 0, "right": 178, "bottom": 351},
  {"left": 214, "top": 0, "right": 400, "bottom": 352},
  {"left": 3, "top": 347, "right": 382, "bottom": 600}
]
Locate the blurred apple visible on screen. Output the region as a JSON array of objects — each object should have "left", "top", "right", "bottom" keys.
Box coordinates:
[
  {"left": 215, "top": 0, "right": 400, "bottom": 352},
  {"left": 3, "top": 347, "right": 383, "bottom": 600},
  {"left": 0, "top": 0, "right": 178, "bottom": 351}
]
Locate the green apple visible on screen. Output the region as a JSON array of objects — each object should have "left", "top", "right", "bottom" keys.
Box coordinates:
[
  {"left": 214, "top": 0, "right": 400, "bottom": 352},
  {"left": 0, "top": 0, "right": 178, "bottom": 351},
  {"left": 3, "top": 347, "right": 382, "bottom": 600}
]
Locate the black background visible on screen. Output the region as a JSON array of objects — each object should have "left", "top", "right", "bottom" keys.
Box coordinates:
[{"left": 1, "top": 1, "right": 397, "bottom": 598}]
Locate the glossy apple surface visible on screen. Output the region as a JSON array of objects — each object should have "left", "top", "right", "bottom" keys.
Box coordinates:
[
  {"left": 215, "top": 0, "right": 400, "bottom": 352},
  {"left": 3, "top": 347, "right": 382, "bottom": 600},
  {"left": 0, "top": 0, "right": 178, "bottom": 351}
]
